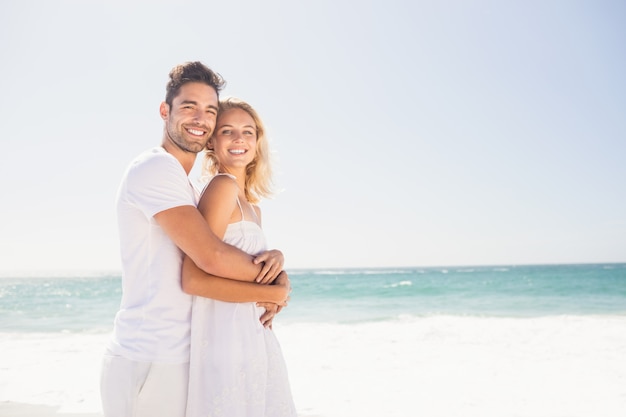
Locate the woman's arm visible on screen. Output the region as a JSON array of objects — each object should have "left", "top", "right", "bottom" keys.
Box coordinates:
[
  {"left": 181, "top": 175, "right": 286, "bottom": 301},
  {"left": 182, "top": 259, "right": 290, "bottom": 304}
]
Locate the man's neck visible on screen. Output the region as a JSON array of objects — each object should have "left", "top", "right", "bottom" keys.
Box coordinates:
[{"left": 161, "top": 139, "right": 197, "bottom": 174}]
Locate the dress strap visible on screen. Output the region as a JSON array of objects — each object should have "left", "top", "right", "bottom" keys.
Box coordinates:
[
  {"left": 235, "top": 197, "right": 246, "bottom": 222},
  {"left": 249, "top": 204, "right": 260, "bottom": 224},
  {"left": 210, "top": 173, "right": 244, "bottom": 221},
  {"left": 211, "top": 173, "right": 249, "bottom": 223}
]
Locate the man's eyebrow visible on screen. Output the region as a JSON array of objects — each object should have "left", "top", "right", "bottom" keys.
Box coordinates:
[{"left": 178, "top": 100, "right": 218, "bottom": 112}]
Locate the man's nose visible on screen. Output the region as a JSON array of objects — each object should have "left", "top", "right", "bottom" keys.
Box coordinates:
[{"left": 192, "top": 109, "right": 208, "bottom": 124}]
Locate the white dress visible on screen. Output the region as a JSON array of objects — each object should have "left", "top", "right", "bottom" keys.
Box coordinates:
[{"left": 186, "top": 195, "right": 297, "bottom": 417}]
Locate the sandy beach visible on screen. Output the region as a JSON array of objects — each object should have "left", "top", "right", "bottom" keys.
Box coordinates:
[
  {"left": 2, "top": 316, "right": 626, "bottom": 417},
  {"left": 0, "top": 402, "right": 101, "bottom": 417}
]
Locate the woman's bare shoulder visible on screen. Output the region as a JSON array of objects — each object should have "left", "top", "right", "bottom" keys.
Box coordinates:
[{"left": 198, "top": 175, "right": 239, "bottom": 212}]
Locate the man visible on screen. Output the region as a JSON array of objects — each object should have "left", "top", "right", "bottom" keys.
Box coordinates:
[{"left": 100, "top": 61, "right": 289, "bottom": 417}]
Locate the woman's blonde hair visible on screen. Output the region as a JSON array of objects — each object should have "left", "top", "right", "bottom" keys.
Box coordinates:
[{"left": 203, "top": 97, "right": 273, "bottom": 203}]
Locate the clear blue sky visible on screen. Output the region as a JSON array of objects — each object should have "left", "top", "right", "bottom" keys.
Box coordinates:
[{"left": 1, "top": 0, "right": 624, "bottom": 272}]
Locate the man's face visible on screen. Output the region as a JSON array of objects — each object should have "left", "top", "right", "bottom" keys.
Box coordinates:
[{"left": 162, "top": 82, "right": 219, "bottom": 153}]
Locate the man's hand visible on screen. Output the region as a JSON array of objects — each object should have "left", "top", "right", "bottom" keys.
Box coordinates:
[
  {"left": 253, "top": 249, "right": 284, "bottom": 283},
  {"left": 273, "top": 271, "right": 291, "bottom": 303}
]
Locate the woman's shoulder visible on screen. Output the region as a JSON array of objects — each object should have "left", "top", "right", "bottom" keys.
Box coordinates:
[
  {"left": 197, "top": 174, "right": 240, "bottom": 215},
  {"left": 207, "top": 173, "right": 238, "bottom": 188},
  {"left": 211, "top": 172, "right": 237, "bottom": 181},
  {"left": 202, "top": 173, "right": 239, "bottom": 199}
]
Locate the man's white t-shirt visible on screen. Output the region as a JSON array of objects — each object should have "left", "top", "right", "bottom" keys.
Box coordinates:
[{"left": 108, "top": 146, "right": 200, "bottom": 363}]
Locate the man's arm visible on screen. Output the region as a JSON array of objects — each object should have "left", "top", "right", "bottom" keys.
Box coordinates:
[{"left": 155, "top": 205, "right": 261, "bottom": 281}]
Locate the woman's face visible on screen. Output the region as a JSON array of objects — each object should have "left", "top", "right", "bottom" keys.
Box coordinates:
[{"left": 209, "top": 108, "right": 258, "bottom": 172}]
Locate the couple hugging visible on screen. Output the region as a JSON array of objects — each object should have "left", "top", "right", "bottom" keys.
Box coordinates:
[{"left": 100, "top": 61, "right": 296, "bottom": 417}]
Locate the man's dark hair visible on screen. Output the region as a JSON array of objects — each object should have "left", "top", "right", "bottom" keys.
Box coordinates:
[{"left": 165, "top": 61, "right": 226, "bottom": 106}]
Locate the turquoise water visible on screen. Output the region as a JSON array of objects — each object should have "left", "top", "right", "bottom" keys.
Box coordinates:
[
  {"left": 286, "top": 263, "right": 626, "bottom": 322},
  {"left": 0, "top": 272, "right": 121, "bottom": 333},
  {"left": 1, "top": 264, "right": 625, "bottom": 332}
]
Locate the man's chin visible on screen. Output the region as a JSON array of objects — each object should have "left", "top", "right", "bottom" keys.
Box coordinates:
[{"left": 179, "top": 139, "right": 209, "bottom": 154}]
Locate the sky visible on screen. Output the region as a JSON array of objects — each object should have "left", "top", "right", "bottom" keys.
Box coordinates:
[{"left": 0, "top": 0, "right": 624, "bottom": 272}]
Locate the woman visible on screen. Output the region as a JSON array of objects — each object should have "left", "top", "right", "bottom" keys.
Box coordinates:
[{"left": 182, "top": 98, "right": 297, "bottom": 417}]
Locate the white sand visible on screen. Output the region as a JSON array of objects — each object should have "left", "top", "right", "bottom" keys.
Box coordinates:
[
  {"left": 2, "top": 315, "right": 626, "bottom": 416},
  {"left": 0, "top": 402, "right": 101, "bottom": 417},
  {"left": 280, "top": 316, "right": 626, "bottom": 417}
]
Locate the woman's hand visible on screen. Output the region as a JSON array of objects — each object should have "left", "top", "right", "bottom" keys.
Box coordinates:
[
  {"left": 257, "top": 303, "right": 282, "bottom": 329},
  {"left": 257, "top": 271, "right": 291, "bottom": 328},
  {"left": 253, "top": 249, "right": 284, "bottom": 284}
]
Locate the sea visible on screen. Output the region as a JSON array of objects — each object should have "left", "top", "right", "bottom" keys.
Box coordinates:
[{"left": 1, "top": 263, "right": 625, "bottom": 416}]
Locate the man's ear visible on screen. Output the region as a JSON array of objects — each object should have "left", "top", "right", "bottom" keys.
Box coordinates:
[{"left": 159, "top": 102, "right": 169, "bottom": 120}]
